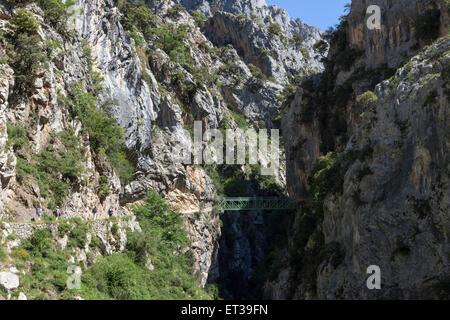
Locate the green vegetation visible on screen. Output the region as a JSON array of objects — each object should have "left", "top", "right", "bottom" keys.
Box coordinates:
[
  {"left": 119, "top": 0, "right": 158, "bottom": 43},
  {"left": 324, "top": 22, "right": 362, "bottom": 71},
  {"left": 38, "top": 0, "right": 75, "bottom": 30},
  {"left": 299, "top": 47, "right": 310, "bottom": 60},
  {"left": 153, "top": 23, "right": 191, "bottom": 67},
  {"left": 219, "top": 61, "right": 244, "bottom": 85},
  {"left": 6, "top": 192, "right": 213, "bottom": 300},
  {"left": 248, "top": 63, "right": 266, "bottom": 81},
  {"left": 64, "top": 83, "right": 134, "bottom": 185},
  {"left": 6, "top": 0, "right": 75, "bottom": 32},
  {"left": 4, "top": 8, "right": 47, "bottom": 93},
  {"left": 313, "top": 40, "right": 328, "bottom": 57},
  {"left": 6, "top": 121, "right": 30, "bottom": 151},
  {"left": 82, "top": 190, "right": 211, "bottom": 299},
  {"left": 308, "top": 148, "right": 372, "bottom": 217},
  {"left": 167, "top": 4, "right": 185, "bottom": 16},
  {"left": 12, "top": 127, "right": 87, "bottom": 209},
  {"left": 291, "top": 33, "right": 304, "bottom": 46},
  {"left": 228, "top": 109, "right": 248, "bottom": 130},
  {"left": 0, "top": 247, "right": 7, "bottom": 262},
  {"left": 172, "top": 70, "right": 197, "bottom": 101},
  {"left": 356, "top": 90, "right": 378, "bottom": 108},
  {"left": 189, "top": 10, "right": 207, "bottom": 28},
  {"left": 15, "top": 228, "right": 75, "bottom": 299},
  {"left": 67, "top": 218, "right": 89, "bottom": 248},
  {"left": 120, "top": 1, "right": 194, "bottom": 72},
  {"left": 11, "top": 8, "right": 39, "bottom": 34},
  {"left": 283, "top": 151, "right": 363, "bottom": 295},
  {"left": 268, "top": 23, "right": 282, "bottom": 36}
]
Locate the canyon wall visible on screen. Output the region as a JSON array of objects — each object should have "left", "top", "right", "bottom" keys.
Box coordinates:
[{"left": 275, "top": 0, "right": 450, "bottom": 299}]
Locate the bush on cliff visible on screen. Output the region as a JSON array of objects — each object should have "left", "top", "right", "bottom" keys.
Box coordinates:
[
  {"left": 6, "top": 9, "right": 47, "bottom": 93},
  {"left": 64, "top": 82, "right": 134, "bottom": 185}
]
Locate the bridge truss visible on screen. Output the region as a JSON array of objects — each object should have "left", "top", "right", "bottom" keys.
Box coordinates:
[{"left": 216, "top": 197, "right": 299, "bottom": 211}]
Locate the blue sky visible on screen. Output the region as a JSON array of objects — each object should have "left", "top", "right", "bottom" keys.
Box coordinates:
[{"left": 266, "top": 0, "right": 350, "bottom": 31}]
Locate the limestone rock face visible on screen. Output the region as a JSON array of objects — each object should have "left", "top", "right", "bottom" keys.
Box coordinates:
[
  {"left": 312, "top": 37, "right": 450, "bottom": 299},
  {"left": 0, "top": 65, "right": 16, "bottom": 215},
  {"left": 17, "top": 292, "right": 27, "bottom": 300},
  {"left": 173, "top": 0, "right": 267, "bottom": 16},
  {"left": 275, "top": 1, "right": 450, "bottom": 300},
  {"left": 346, "top": 0, "right": 450, "bottom": 69},
  {"left": 200, "top": 1, "right": 325, "bottom": 85},
  {"left": 0, "top": 272, "right": 19, "bottom": 291}
]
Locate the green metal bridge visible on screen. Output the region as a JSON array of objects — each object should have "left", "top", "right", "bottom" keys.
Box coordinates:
[{"left": 216, "top": 197, "right": 299, "bottom": 211}]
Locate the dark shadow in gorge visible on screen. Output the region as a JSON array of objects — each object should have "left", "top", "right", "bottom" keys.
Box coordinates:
[{"left": 214, "top": 208, "right": 295, "bottom": 300}]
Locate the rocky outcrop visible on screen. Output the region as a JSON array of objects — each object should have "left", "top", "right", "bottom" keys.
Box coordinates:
[
  {"left": 275, "top": 0, "right": 450, "bottom": 300},
  {"left": 312, "top": 36, "right": 450, "bottom": 299},
  {"left": 0, "top": 64, "right": 16, "bottom": 217},
  {"left": 0, "top": 272, "right": 19, "bottom": 291},
  {"left": 346, "top": 0, "right": 450, "bottom": 69},
  {"left": 200, "top": 1, "right": 324, "bottom": 85}
]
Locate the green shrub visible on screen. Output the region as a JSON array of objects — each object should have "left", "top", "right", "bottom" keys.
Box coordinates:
[
  {"left": 189, "top": 10, "right": 207, "bottom": 28},
  {"left": 300, "top": 47, "right": 310, "bottom": 60},
  {"left": 11, "top": 8, "right": 39, "bottom": 34},
  {"left": 356, "top": 90, "right": 378, "bottom": 108},
  {"left": 291, "top": 33, "right": 304, "bottom": 46},
  {"left": 68, "top": 220, "right": 89, "bottom": 248},
  {"left": 16, "top": 228, "right": 75, "bottom": 299},
  {"left": 313, "top": 40, "right": 328, "bottom": 56},
  {"left": 153, "top": 23, "right": 192, "bottom": 68},
  {"left": 58, "top": 220, "right": 72, "bottom": 235},
  {"left": 11, "top": 248, "right": 29, "bottom": 260},
  {"left": 172, "top": 71, "right": 197, "bottom": 101},
  {"left": 38, "top": 0, "right": 75, "bottom": 29},
  {"left": 6, "top": 10, "right": 47, "bottom": 93},
  {"left": 0, "top": 247, "right": 7, "bottom": 262},
  {"left": 120, "top": 0, "right": 158, "bottom": 40},
  {"left": 14, "top": 129, "right": 85, "bottom": 208},
  {"left": 133, "top": 190, "right": 191, "bottom": 247},
  {"left": 205, "top": 165, "right": 224, "bottom": 195},
  {"left": 248, "top": 63, "right": 266, "bottom": 81},
  {"left": 229, "top": 110, "right": 248, "bottom": 130},
  {"left": 6, "top": 0, "right": 74, "bottom": 31},
  {"left": 6, "top": 121, "right": 30, "bottom": 151},
  {"left": 111, "top": 223, "right": 119, "bottom": 236},
  {"left": 268, "top": 23, "right": 282, "bottom": 36},
  {"left": 167, "top": 4, "right": 185, "bottom": 16},
  {"left": 22, "top": 228, "right": 53, "bottom": 257},
  {"left": 82, "top": 253, "right": 148, "bottom": 300},
  {"left": 64, "top": 83, "right": 134, "bottom": 185}
]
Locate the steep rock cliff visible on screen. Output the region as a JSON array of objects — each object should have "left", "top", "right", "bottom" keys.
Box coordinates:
[{"left": 275, "top": 0, "right": 450, "bottom": 299}]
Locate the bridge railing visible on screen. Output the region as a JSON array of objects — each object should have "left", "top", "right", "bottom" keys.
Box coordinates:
[{"left": 216, "top": 197, "right": 299, "bottom": 211}]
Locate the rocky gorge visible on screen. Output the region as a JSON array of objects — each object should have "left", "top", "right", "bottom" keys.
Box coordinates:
[{"left": 0, "top": 0, "right": 448, "bottom": 300}]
